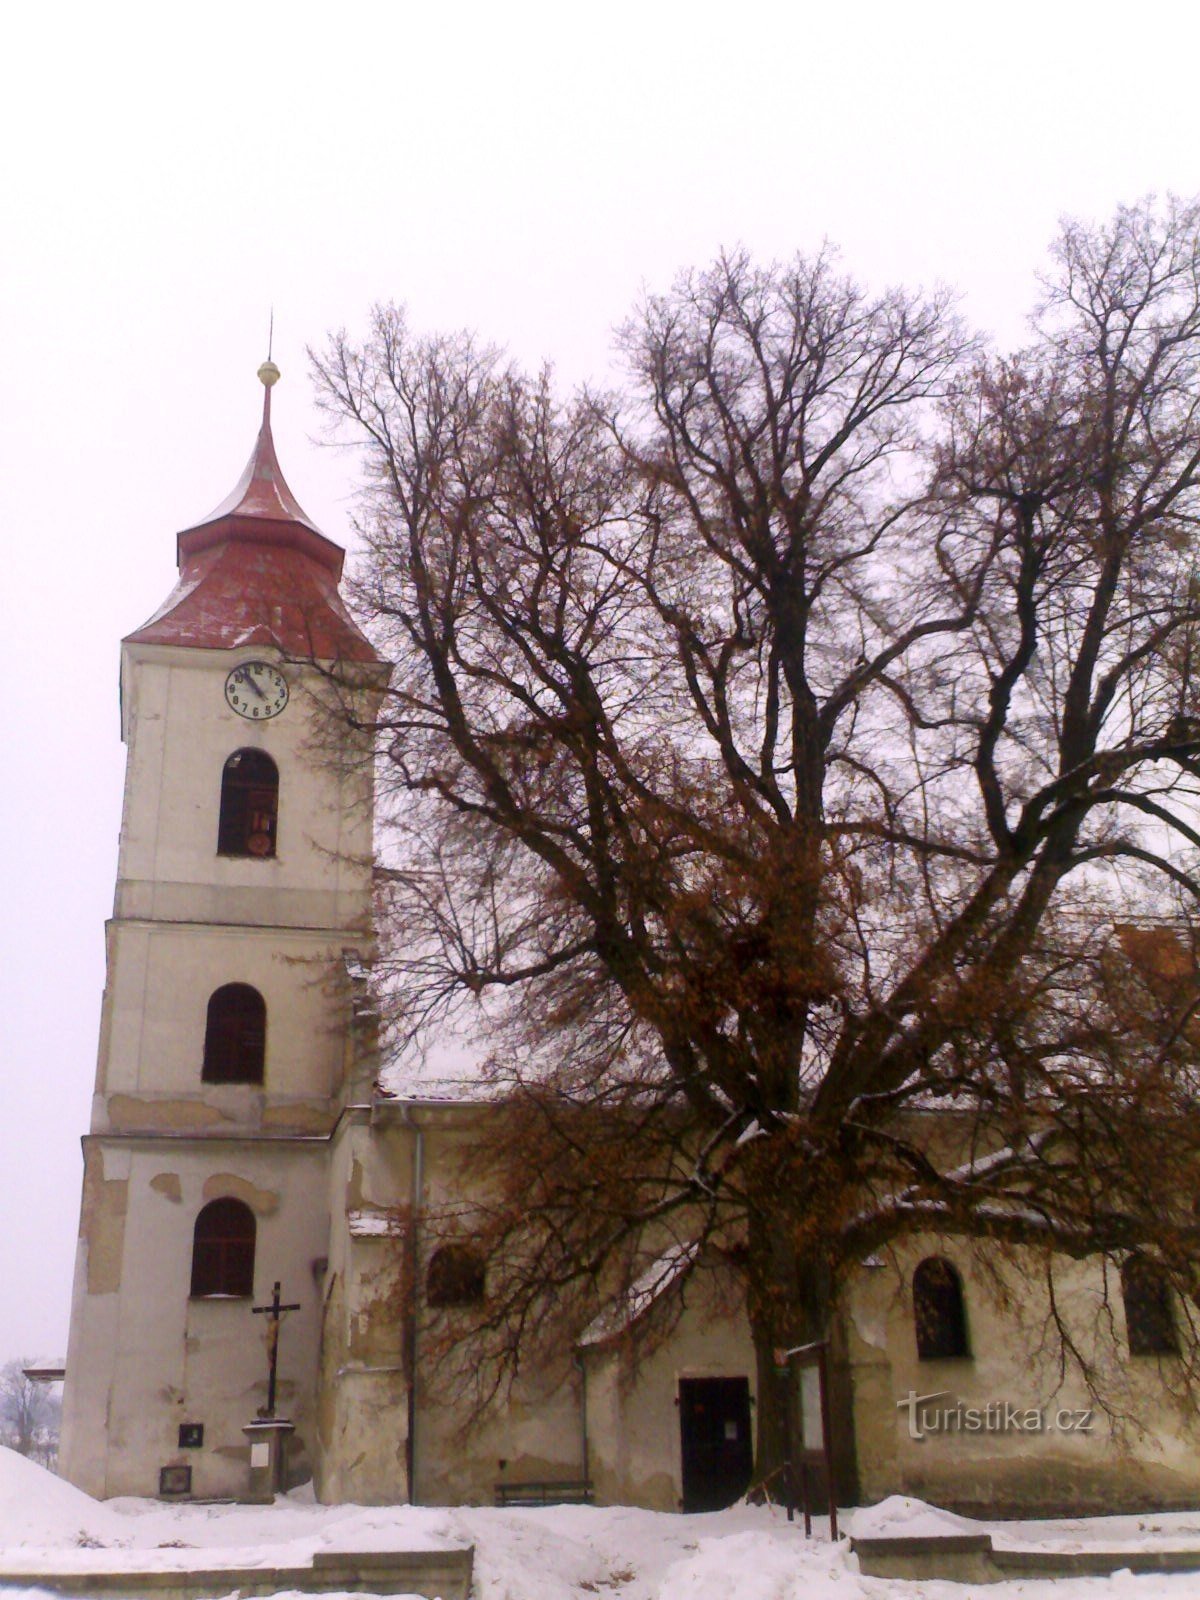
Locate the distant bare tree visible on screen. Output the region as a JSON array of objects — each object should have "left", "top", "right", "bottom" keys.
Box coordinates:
[
  {"left": 313, "top": 197, "right": 1200, "bottom": 1493},
  {"left": 0, "top": 1360, "right": 59, "bottom": 1466}
]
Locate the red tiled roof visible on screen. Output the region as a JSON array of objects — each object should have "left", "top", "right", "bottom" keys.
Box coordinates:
[
  {"left": 126, "top": 538, "right": 378, "bottom": 661},
  {"left": 126, "top": 371, "right": 379, "bottom": 663}
]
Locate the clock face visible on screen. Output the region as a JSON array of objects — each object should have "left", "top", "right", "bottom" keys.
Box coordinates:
[{"left": 225, "top": 661, "right": 289, "bottom": 720}]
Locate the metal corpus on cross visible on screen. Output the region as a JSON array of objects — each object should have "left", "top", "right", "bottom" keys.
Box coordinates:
[{"left": 252, "top": 1280, "right": 300, "bottom": 1418}]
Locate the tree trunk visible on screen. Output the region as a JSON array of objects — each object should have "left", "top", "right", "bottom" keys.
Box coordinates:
[{"left": 746, "top": 1213, "right": 860, "bottom": 1509}]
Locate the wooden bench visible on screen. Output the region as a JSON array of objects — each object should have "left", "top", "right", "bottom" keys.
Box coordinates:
[{"left": 494, "top": 1479, "right": 593, "bottom": 1507}]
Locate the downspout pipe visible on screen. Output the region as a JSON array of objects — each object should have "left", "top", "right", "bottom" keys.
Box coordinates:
[
  {"left": 397, "top": 1104, "right": 425, "bottom": 1504},
  {"left": 574, "top": 1349, "right": 590, "bottom": 1493}
]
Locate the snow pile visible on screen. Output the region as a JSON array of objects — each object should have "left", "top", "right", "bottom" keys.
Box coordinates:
[
  {"left": 448, "top": 1504, "right": 861, "bottom": 1600},
  {"left": 0, "top": 1449, "right": 121, "bottom": 1548},
  {"left": 6, "top": 1453, "right": 1200, "bottom": 1597},
  {"left": 843, "top": 1492, "right": 982, "bottom": 1540},
  {"left": 653, "top": 1528, "right": 860, "bottom": 1600}
]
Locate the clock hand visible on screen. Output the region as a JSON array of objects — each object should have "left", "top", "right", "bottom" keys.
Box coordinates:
[{"left": 240, "top": 670, "right": 267, "bottom": 700}]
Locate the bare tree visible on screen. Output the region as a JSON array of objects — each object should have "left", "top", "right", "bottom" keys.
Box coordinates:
[
  {"left": 312, "top": 198, "right": 1200, "bottom": 1491},
  {"left": 0, "top": 1360, "right": 59, "bottom": 1465}
]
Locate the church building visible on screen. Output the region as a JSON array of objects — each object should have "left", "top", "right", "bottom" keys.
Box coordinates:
[{"left": 58, "top": 366, "right": 1200, "bottom": 1518}]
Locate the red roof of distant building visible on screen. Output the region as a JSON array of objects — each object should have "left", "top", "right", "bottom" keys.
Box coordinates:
[{"left": 126, "top": 364, "right": 379, "bottom": 663}]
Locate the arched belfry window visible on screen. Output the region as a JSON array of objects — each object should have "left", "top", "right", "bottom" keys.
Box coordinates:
[
  {"left": 217, "top": 749, "right": 278, "bottom": 858},
  {"left": 190, "top": 1198, "right": 256, "bottom": 1298},
  {"left": 913, "top": 1256, "right": 970, "bottom": 1360},
  {"left": 427, "top": 1244, "right": 486, "bottom": 1308},
  {"left": 1122, "top": 1256, "right": 1178, "bottom": 1356},
  {"left": 202, "top": 984, "right": 265, "bottom": 1084}
]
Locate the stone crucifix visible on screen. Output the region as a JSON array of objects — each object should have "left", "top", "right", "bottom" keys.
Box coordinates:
[{"left": 252, "top": 1280, "right": 300, "bottom": 1418}]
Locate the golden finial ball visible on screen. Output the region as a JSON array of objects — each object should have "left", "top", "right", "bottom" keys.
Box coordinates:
[{"left": 258, "top": 360, "right": 281, "bottom": 388}]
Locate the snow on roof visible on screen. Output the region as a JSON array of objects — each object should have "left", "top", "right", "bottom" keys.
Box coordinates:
[
  {"left": 347, "top": 1209, "right": 404, "bottom": 1239},
  {"left": 129, "top": 568, "right": 205, "bottom": 632},
  {"left": 342, "top": 949, "right": 370, "bottom": 983},
  {"left": 377, "top": 1028, "right": 492, "bottom": 1102},
  {"left": 20, "top": 1359, "right": 65, "bottom": 1382},
  {"left": 578, "top": 1242, "right": 699, "bottom": 1348}
]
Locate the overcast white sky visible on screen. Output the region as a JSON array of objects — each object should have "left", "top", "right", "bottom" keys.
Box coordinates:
[{"left": 1, "top": 0, "right": 1196, "bottom": 1364}]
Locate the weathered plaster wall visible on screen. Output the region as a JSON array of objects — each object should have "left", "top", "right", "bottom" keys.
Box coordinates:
[
  {"left": 408, "top": 1110, "right": 586, "bottom": 1505},
  {"left": 845, "top": 1238, "right": 1200, "bottom": 1515},
  {"left": 61, "top": 1139, "right": 330, "bottom": 1498},
  {"left": 59, "top": 1145, "right": 131, "bottom": 1494},
  {"left": 115, "top": 646, "right": 374, "bottom": 931},
  {"left": 316, "top": 1106, "right": 1200, "bottom": 1518},
  {"left": 61, "top": 640, "right": 372, "bottom": 1502},
  {"left": 314, "top": 1110, "right": 412, "bottom": 1506},
  {"left": 315, "top": 1108, "right": 588, "bottom": 1507},
  {"left": 585, "top": 1289, "right": 756, "bottom": 1511},
  {"left": 96, "top": 922, "right": 347, "bottom": 1114}
]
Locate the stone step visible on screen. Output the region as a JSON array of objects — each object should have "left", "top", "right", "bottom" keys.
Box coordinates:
[
  {"left": 0, "top": 1546, "right": 474, "bottom": 1600},
  {"left": 853, "top": 1531, "right": 1200, "bottom": 1584}
]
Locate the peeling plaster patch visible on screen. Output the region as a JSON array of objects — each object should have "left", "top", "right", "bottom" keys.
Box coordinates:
[
  {"left": 347, "top": 1292, "right": 403, "bottom": 1364},
  {"left": 80, "top": 1159, "right": 128, "bottom": 1294},
  {"left": 202, "top": 1174, "right": 280, "bottom": 1215},
  {"left": 262, "top": 1102, "right": 334, "bottom": 1134},
  {"left": 349, "top": 1313, "right": 371, "bottom": 1360},
  {"left": 850, "top": 1301, "right": 889, "bottom": 1352},
  {"left": 109, "top": 1095, "right": 230, "bottom": 1132},
  {"left": 150, "top": 1173, "right": 183, "bottom": 1203}
]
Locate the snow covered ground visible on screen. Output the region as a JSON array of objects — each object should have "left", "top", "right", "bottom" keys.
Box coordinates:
[{"left": 5, "top": 1449, "right": 1200, "bottom": 1598}]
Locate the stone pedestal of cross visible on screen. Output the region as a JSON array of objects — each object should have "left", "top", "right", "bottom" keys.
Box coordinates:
[{"left": 240, "top": 1282, "right": 300, "bottom": 1504}]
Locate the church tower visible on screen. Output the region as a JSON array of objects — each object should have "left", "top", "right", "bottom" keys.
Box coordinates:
[{"left": 59, "top": 363, "right": 381, "bottom": 1500}]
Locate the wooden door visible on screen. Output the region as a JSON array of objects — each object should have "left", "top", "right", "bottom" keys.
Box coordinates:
[{"left": 678, "top": 1376, "right": 753, "bottom": 1511}]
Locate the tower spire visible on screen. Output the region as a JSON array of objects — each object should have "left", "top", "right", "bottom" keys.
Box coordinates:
[
  {"left": 176, "top": 358, "right": 317, "bottom": 544},
  {"left": 125, "top": 357, "right": 378, "bottom": 661}
]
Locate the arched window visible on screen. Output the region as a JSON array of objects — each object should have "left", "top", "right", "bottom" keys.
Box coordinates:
[
  {"left": 217, "top": 749, "right": 278, "bottom": 858},
  {"left": 913, "top": 1256, "right": 970, "bottom": 1360},
  {"left": 1122, "top": 1256, "right": 1177, "bottom": 1356},
  {"left": 427, "top": 1243, "right": 486, "bottom": 1308},
  {"left": 202, "top": 984, "right": 266, "bottom": 1084},
  {"left": 190, "top": 1198, "right": 256, "bottom": 1298}
]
